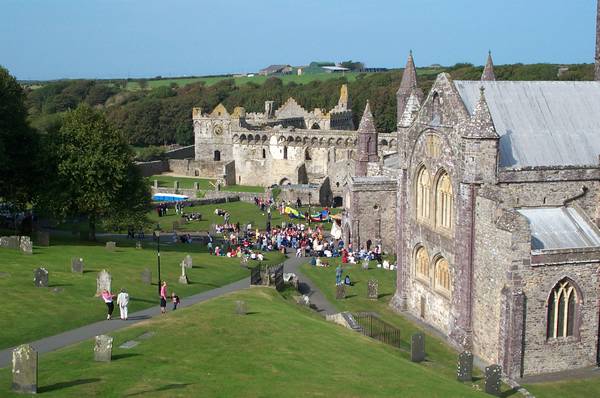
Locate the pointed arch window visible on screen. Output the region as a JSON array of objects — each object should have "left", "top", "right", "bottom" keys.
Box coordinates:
[
  {"left": 416, "top": 167, "right": 431, "bottom": 222},
  {"left": 432, "top": 92, "right": 441, "bottom": 125},
  {"left": 547, "top": 279, "right": 580, "bottom": 339},
  {"left": 434, "top": 257, "right": 451, "bottom": 294},
  {"left": 415, "top": 246, "right": 430, "bottom": 282},
  {"left": 435, "top": 172, "right": 453, "bottom": 231}
]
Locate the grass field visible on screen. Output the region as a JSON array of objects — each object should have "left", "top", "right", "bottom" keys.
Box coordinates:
[
  {"left": 0, "top": 236, "right": 285, "bottom": 349},
  {"left": 0, "top": 287, "right": 485, "bottom": 397},
  {"left": 126, "top": 72, "right": 367, "bottom": 91},
  {"left": 150, "top": 174, "right": 264, "bottom": 193}
]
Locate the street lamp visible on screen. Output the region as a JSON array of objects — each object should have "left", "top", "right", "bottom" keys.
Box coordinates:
[
  {"left": 154, "top": 226, "right": 161, "bottom": 295},
  {"left": 308, "top": 192, "right": 312, "bottom": 224}
]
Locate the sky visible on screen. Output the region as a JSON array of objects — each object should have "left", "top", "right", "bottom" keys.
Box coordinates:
[{"left": 0, "top": 0, "right": 597, "bottom": 80}]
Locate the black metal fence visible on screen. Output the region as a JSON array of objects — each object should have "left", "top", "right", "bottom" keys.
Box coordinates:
[
  {"left": 353, "top": 312, "right": 402, "bottom": 349},
  {"left": 273, "top": 264, "right": 284, "bottom": 292},
  {"left": 250, "top": 263, "right": 284, "bottom": 292},
  {"left": 250, "top": 266, "right": 262, "bottom": 285}
]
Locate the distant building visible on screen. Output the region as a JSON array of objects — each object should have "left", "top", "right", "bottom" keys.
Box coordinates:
[
  {"left": 322, "top": 66, "right": 350, "bottom": 73},
  {"left": 258, "top": 64, "right": 293, "bottom": 76}
]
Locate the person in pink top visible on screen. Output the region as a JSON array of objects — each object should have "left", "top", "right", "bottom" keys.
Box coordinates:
[
  {"left": 101, "top": 289, "right": 115, "bottom": 320},
  {"left": 160, "top": 281, "right": 168, "bottom": 314}
]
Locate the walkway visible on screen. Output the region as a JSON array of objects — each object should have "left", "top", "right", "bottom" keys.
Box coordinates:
[{"left": 0, "top": 255, "right": 337, "bottom": 368}]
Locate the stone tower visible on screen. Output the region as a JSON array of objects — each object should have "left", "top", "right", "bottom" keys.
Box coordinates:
[
  {"left": 596, "top": 0, "right": 600, "bottom": 80},
  {"left": 355, "top": 101, "right": 379, "bottom": 177},
  {"left": 481, "top": 51, "right": 496, "bottom": 81},
  {"left": 397, "top": 51, "right": 423, "bottom": 130},
  {"left": 337, "top": 84, "right": 351, "bottom": 110}
]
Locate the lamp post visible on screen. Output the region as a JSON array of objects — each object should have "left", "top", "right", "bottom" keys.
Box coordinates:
[
  {"left": 154, "top": 226, "right": 161, "bottom": 295},
  {"left": 308, "top": 192, "right": 312, "bottom": 224}
]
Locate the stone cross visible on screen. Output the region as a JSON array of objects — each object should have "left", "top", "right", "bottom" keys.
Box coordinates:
[
  {"left": 94, "top": 335, "right": 113, "bottom": 362},
  {"left": 20, "top": 236, "right": 32, "bottom": 255},
  {"left": 105, "top": 241, "right": 116, "bottom": 251},
  {"left": 34, "top": 268, "right": 48, "bottom": 288},
  {"left": 457, "top": 351, "right": 474, "bottom": 382},
  {"left": 36, "top": 230, "right": 50, "bottom": 247},
  {"left": 485, "top": 364, "right": 502, "bottom": 396},
  {"left": 410, "top": 332, "right": 425, "bottom": 362},
  {"left": 235, "top": 300, "right": 247, "bottom": 315},
  {"left": 11, "top": 344, "right": 37, "bottom": 394},
  {"left": 182, "top": 255, "right": 193, "bottom": 269},
  {"left": 71, "top": 257, "right": 84, "bottom": 273},
  {"left": 96, "top": 270, "right": 112, "bottom": 296},
  {"left": 336, "top": 284, "right": 346, "bottom": 300},
  {"left": 367, "top": 279, "right": 379, "bottom": 300},
  {"left": 178, "top": 262, "right": 189, "bottom": 284},
  {"left": 141, "top": 268, "right": 152, "bottom": 285}
]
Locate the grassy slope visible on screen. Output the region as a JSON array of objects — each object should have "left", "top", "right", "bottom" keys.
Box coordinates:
[
  {"left": 0, "top": 237, "right": 285, "bottom": 349},
  {"left": 151, "top": 175, "right": 265, "bottom": 193},
  {"left": 0, "top": 288, "right": 483, "bottom": 397}
]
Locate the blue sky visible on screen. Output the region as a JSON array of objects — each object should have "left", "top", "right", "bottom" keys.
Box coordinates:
[{"left": 0, "top": 0, "right": 596, "bottom": 80}]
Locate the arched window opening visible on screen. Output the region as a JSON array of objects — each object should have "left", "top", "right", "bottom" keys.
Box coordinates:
[
  {"left": 416, "top": 167, "right": 431, "bottom": 222},
  {"left": 432, "top": 92, "right": 442, "bottom": 125},
  {"left": 434, "top": 257, "right": 451, "bottom": 294},
  {"left": 435, "top": 172, "right": 453, "bottom": 230},
  {"left": 311, "top": 122, "right": 320, "bottom": 130},
  {"left": 547, "top": 279, "right": 579, "bottom": 339},
  {"left": 214, "top": 150, "right": 221, "bottom": 161},
  {"left": 305, "top": 148, "right": 311, "bottom": 161},
  {"left": 283, "top": 146, "right": 288, "bottom": 160},
  {"left": 415, "top": 246, "right": 430, "bottom": 282},
  {"left": 262, "top": 148, "right": 266, "bottom": 159}
]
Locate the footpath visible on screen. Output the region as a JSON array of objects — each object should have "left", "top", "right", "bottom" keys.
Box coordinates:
[{"left": 0, "top": 255, "right": 337, "bottom": 368}]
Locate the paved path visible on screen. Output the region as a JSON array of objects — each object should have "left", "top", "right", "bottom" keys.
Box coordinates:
[{"left": 0, "top": 255, "right": 336, "bottom": 368}]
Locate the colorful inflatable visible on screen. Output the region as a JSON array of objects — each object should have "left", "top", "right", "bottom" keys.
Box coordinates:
[{"left": 284, "top": 207, "right": 331, "bottom": 222}]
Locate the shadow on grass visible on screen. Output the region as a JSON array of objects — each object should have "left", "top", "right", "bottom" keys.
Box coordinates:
[
  {"left": 127, "top": 315, "right": 151, "bottom": 321},
  {"left": 130, "top": 297, "right": 156, "bottom": 304},
  {"left": 48, "top": 283, "right": 73, "bottom": 288},
  {"left": 112, "top": 353, "right": 142, "bottom": 361},
  {"left": 125, "top": 383, "right": 192, "bottom": 396},
  {"left": 500, "top": 387, "right": 521, "bottom": 397},
  {"left": 38, "top": 378, "right": 101, "bottom": 393},
  {"left": 378, "top": 293, "right": 392, "bottom": 299}
]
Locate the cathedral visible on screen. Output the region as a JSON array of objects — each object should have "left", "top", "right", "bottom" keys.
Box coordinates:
[{"left": 344, "top": 7, "right": 600, "bottom": 378}]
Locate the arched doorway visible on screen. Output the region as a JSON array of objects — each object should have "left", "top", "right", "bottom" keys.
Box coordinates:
[{"left": 333, "top": 196, "right": 343, "bottom": 207}]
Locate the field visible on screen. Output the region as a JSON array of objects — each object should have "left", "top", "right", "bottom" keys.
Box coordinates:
[
  {"left": 150, "top": 174, "right": 264, "bottom": 193},
  {"left": 0, "top": 287, "right": 484, "bottom": 397},
  {"left": 0, "top": 236, "right": 285, "bottom": 349}
]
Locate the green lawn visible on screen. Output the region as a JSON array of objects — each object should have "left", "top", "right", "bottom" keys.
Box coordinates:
[
  {"left": 0, "top": 236, "right": 285, "bottom": 349},
  {"left": 0, "top": 288, "right": 483, "bottom": 397},
  {"left": 525, "top": 377, "right": 600, "bottom": 397},
  {"left": 150, "top": 174, "right": 264, "bottom": 193}
]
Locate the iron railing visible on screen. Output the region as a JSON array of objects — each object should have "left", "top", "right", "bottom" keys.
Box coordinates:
[{"left": 353, "top": 312, "right": 402, "bottom": 349}]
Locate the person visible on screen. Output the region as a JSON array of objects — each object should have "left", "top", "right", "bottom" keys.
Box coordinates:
[
  {"left": 335, "top": 265, "right": 343, "bottom": 285},
  {"left": 344, "top": 274, "right": 352, "bottom": 286},
  {"left": 101, "top": 289, "right": 115, "bottom": 320},
  {"left": 117, "top": 288, "right": 129, "bottom": 320},
  {"left": 160, "top": 281, "right": 168, "bottom": 314},
  {"left": 171, "top": 292, "right": 180, "bottom": 310}
]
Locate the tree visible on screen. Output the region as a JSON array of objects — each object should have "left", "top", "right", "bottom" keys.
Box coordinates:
[
  {"left": 0, "top": 66, "right": 40, "bottom": 211},
  {"left": 43, "top": 104, "right": 151, "bottom": 240}
]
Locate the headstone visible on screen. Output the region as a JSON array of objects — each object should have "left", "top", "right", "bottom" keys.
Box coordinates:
[
  {"left": 174, "top": 180, "right": 179, "bottom": 190},
  {"left": 485, "top": 364, "right": 502, "bottom": 396},
  {"left": 138, "top": 331, "right": 155, "bottom": 340},
  {"left": 153, "top": 179, "right": 158, "bottom": 188},
  {"left": 36, "top": 230, "right": 50, "bottom": 246},
  {"left": 457, "top": 351, "right": 474, "bottom": 382},
  {"left": 94, "top": 335, "right": 113, "bottom": 362},
  {"left": 361, "top": 258, "right": 370, "bottom": 270},
  {"left": 33, "top": 268, "right": 48, "bottom": 287},
  {"left": 20, "top": 236, "right": 33, "bottom": 255},
  {"left": 71, "top": 257, "right": 84, "bottom": 273},
  {"left": 7, "top": 235, "right": 20, "bottom": 249},
  {"left": 410, "top": 333, "right": 425, "bottom": 362},
  {"left": 336, "top": 284, "right": 346, "bottom": 300},
  {"left": 96, "top": 270, "right": 111, "bottom": 296},
  {"left": 367, "top": 279, "right": 379, "bottom": 300},
  {"left": 235, "top": 300, "right": 247, "bottom": 315},
  {"left": 11, "top": 344, "right": 37, "bottom": 394},
  {"left": 135, "top": 241, "right": 142, "bottom": 250},
  {"left": 182, "top": 254, "right": 193, "bottom": 269},
  {"left": 105, "top": 241, "right": 116, "bottom": 251},
  {"left": 119, "top": 340, "right": 139, "bottom": 349},
  {"left": 0, "top": 236, "right": 9, "bottom": 248},
  {"left": 194, "top": 182, "right": 200, "bottom": 190},
  {"left": 141, "top": 268, "right": 152, "bottom": 285},
  {"left": 178, "top": 262, "right": 189, "bottom": 284}
]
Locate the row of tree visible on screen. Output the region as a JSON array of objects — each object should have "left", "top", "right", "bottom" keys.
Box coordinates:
[{"left": 1, "top": 66, "right": 150, "bottom": 240}]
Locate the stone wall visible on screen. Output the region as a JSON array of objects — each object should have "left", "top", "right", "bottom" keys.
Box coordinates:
[{"left": 136, "top": 160, "right": 169, "bottom": 177}]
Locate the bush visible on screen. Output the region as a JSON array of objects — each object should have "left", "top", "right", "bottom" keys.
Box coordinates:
[{"left": 135, "top": 146, "right": 166, "bottom": 162}]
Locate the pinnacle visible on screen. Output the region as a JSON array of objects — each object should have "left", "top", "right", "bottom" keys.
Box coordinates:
[
  {"left": 481, "top": 51, "right": 496, "bottom": 81},
  {"left": 358, "top": 100, "right": 376, "bottom": 134},
  {"left": 466, "top": 87, "right": 497, "bottom": 139},
  {"left": 398, "top": 51, "right": 418, "bottom": 94}
]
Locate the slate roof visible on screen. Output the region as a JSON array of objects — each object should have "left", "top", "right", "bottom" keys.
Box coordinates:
[
  {"left": 517, "top": 207, "right": 600, "bottom": 251},
  {"left": 455, "top": 81, "right": 600, "bottom": 169}
]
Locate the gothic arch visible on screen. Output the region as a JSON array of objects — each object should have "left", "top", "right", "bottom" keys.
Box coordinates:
[
  {"left": 336, "top": 138, "right": 343, "bottom": 146},
  {"left": 295, "top": 136, "right": 302, "bottom": 144},
  {"left": 240, "top": 134, "right": 247, "bottom": 144},
  {"left": 262, "top": 135, "right": 268, "bottom": 142},
  {"left": 434, "top": 169, "right": 453, "bottom": 231},
  {"left": 415, "top": 165, "right": 432, "bottom": 222},
  {"left": 247, "top": 134, "right": 254, "bottom": 142},
  {"left": 287, "top": 136, "right": 294, "bottom": 144},
  {"left": 413, "top": 245, "right": 430, "bottom": 283},
  {"left": 432, "top": 255, "right": 451, "bottom": 295},
  {"left": 311, "top": 122, "right": 320, "bottom": 130},
  {"left": 380, "top": 139, "right": 388, "bottom": 146},
  {"left": 546, "top": 277, "right": 584, "bottom": 339},
  {"left": 303, "top": 137, "right": 309, "bottom": 145},
  {"left": 311, "top": 137, "right": 318, "bottom": 145},
  {"left": 328, "top": 138, "right": 335, "bottom": 146}
]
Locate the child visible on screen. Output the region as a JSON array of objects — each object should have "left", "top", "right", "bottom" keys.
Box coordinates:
[{"left": 172, "top": 292, "right": 180, "bottom": 310}]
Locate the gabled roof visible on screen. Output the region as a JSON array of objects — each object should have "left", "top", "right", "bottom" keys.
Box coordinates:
[
  {"left": 517, "top": 207, "right": 600, "bottom": 251},
  {"left": 455, "top": 80, "right": 600, "bottom": 168}
]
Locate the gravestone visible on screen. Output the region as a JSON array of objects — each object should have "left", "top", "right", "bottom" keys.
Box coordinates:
[
  {"left": 141, "top": 268, "right": 152, "bottom": 285},
  {"left": 485, "top": 364, "right": 502, "bottom": 396},
  {"left": 138, "top": 331, "right": 155, "bottom": 340},
  {"left": 194, "top": 182, "right": 200, "bottom": 190},
  {"left": 336, "top": 284, "right": 346, "bottom": 300},
  {"left": 410, "top": 333, "right": 425, "bottom": 362},
  {"left": 119, "top": 340, "right": 139, "bottom": 349},
  {"left": 33, "top": 268, "right": 48, "bottom": 287},
  {"left": 182, "top": 254, "right": 193, "bottom": 269},
  {"left": 153, "top": 179, "right": 158, "bottom": 188},
  {"left": 94, "top": 335, "right": 113, "bottom": 362},
  {"left": 178, "top": 262, "right": 189, "bottom": 284},
  {"left": 7, "top": 235, "right": 20, "bottom": 249},
  {"left": 71, "top": 257, "right": 84, "bottom": 273},
  {"left": 457, "top": 351, "right": 474, "bottom": 382},
  {"left": 367, "top": 280, "right": 379, "bottom": 300},
  {"left": 20, "top": 236, "right": 33, "bottom": 255},
  {"left": 0, "top": 236, "right": 9, "bottom": 248},
  {"left": 36, "top": 230, "right": 50, "bottom": 246},
  {"left": 11, "top": 344, "right": 37, "bottom": 394},
  {"left": 96, "top": 270, "right": 111, "bottom": 296},
  {"left": 235, "top": 300, "right": 247, "bottom": 315},
  {"left": 135, "top": 241, "right": 142, "bottom": 250},
  {"left": 105, "top": 241, "right": 116, "bottom": 251}
]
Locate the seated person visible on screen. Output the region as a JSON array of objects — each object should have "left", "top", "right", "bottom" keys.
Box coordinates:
[
  {"left": 315, "top": 257, "right": 322, "bottom": 267},
  {"left": 344, "top": 275, "right": 353, "bottom": 286},
  {"left": 310, "top": 257, "right": 317, "bottom": 266},
  {"left": 257, "top": 253, "right": 264, "bottom": 261}
]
